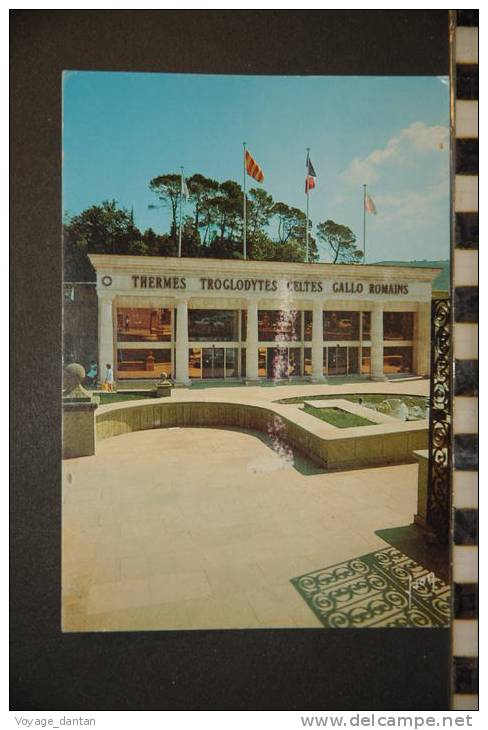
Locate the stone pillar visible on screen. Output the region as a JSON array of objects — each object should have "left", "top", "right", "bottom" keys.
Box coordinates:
[
  {"left": 415, "top": 302, "right": 431, "bottom": 377},
  {"left": 175, "top": 299, "right": 191, "bottom": 385},
  {"left": 371, "top": 303, "right": 386, "bottom": 381},
  {"left": 62, "top": 363, "right": 98, "bottom": 459},
  {"left": 98, "top": 295, "right": 115, "bottom": 380},
  {"left": 246, "top": 300, "right": 259, "bottom": 381},
  {"left": 311, "top": 302, "right": 325, "bottom": 382}
]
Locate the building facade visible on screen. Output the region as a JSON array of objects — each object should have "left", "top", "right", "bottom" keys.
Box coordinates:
[{"left": 88, "top": 255, "right": 440, "bottom": 384}]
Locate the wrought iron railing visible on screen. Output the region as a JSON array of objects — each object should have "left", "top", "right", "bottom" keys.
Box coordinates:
[{"left": 427, "top": 297, "right": 452, "bottom": 543}]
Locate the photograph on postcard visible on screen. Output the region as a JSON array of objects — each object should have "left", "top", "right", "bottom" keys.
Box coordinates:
[{"left": 61, "top": 71, "right": 451, "bottom": 632}]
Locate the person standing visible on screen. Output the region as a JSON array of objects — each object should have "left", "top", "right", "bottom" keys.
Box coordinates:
[
  {"left": 104, "top": 363, "right": 114, "bottom": 392},
  {"left": 86, "top": 360, "right": 98, "bottom": 388}
]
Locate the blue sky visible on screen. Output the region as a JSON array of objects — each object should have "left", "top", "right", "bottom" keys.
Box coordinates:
[{"left": 63, "top": 72, "right": 450, "bottom": 262}]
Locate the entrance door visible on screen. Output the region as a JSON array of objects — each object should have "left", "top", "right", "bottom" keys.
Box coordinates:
[
  {"left": 202, "top": 347, "right": 225, "bottom": 378},
  {"left": 327, "top": 346, "right": 347, "bottom": 375}
]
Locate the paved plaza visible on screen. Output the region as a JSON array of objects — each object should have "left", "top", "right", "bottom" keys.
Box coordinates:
[{"left": 62, "top": 380, "right": 428, "bottom": 631}]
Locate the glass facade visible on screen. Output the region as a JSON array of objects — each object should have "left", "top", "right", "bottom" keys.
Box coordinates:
[
  {"left": 188, "top": 309, "right": 239, "bottom": 342},
  {"left": 383, "top": 312, "right": 414, "bottom": 340},
  {"left": 117, "top": 348, "right": 171, "bottom": 379},
  {"left": 112, "top": 305, "right": 419, "bottom": 380},
  {"left": 117, "top": 307, "right": 171, "bottom": 342},
  {"left": 258, "top": 310, "right": 301, "bottom": 341},
  {"left": 323, "top": 311, "right": 359, "bottom": 341}
]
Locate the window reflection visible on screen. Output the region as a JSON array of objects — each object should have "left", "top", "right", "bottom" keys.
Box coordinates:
[
  {"left": 362, "top": 312, "right": 371, "bottom": 340},
  {"left": 361, "top": 347, "right": 371, "bottom": 375},
  {"left": 258, "top": 348, "right": 267, "bottom": 377},
  {"left": 323, "top": 311, "right": 359, "bottom": 341},
  {"left": 117, "top": 308, "right": 171, "bottom": 342},
  {"left": 189, "top": 348, "right": 202, "bottom": 378},
  {"left": 188, "top": 310, "right": 238, "bottom": 342},
  {"left": 304, "top": 311, "right": 312, "bottom": 341},
  {"left": 117, "top": 348, "right": 171, "bottom": 379},
  {"left": 384, "top": 346, "right": 413, "bottom": 373},
  {"left": 258, "top": 310, "right": 301, "bottom": 341},
  {"left": 348, "top": 347, "right": 359, "bottom": 374},
  {"left": 383, "top": 312, "right": 414, "bottom": 340}
]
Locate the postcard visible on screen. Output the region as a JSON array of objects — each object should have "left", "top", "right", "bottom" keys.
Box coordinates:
[{"left": 61, "top": 70, "right": 453, "bottom": 633}]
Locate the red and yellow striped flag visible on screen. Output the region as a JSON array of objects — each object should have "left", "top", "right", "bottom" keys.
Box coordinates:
[{"left": 245, "top": 150, "right": 264, "bottom": 183}]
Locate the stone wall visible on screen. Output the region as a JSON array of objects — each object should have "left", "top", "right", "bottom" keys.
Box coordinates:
[{"left": 95, "top": 400, "right": 428, "bottom": 471}]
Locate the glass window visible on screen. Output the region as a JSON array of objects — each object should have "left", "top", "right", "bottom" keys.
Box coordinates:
[
  {"left": 258, "top": 348, "right": 267, "bottom": 377},
  {"left": 188, "top": 309, "right": 239, "bottom": 342},
  {"left": 241, "top": 348, "right": 246, "bottom": 378},
  {"left": 323, "top": 311, "right": 359, "bottom": 341},
  {"left": 383, "top": 312, "right": 414, "bottom": 341},
  {"left": 304, "top": 347, "right": 312, "bottom": 376},
  {"left": 117, "top": 348, "right": 171, "bottom": 379},
  {"left": 241, "top": 310, "right": 247, "bottom": 341},
  {"left": 383, "top": 346, "right": 413, "bottom": 374},
  {"left": 117, "top": 308, "right": 171, "bottom": 342},
  {"left": 225, "top": 348, "right": 238, "bottom": 377},
  {"left": 289, "top": 348, "right": 302, "bottom": 377},
  {"left": 327, "top": 345, "right": 348, "bottom": 375},
  {"left": 361, "top": 347, "right": 371, "bottom": 375},
  {"left": 362, "top": 312, "right": 371, "bottom": 340},
  {"left": 348, "top": 347, "right": 359, "bottom": 374},
  {"left": 304, "top": 311, "right": 312, "bottom": 341},
  {"left": 258, "top": 310, "right": 301, "bottom": 342},
  {"left": 189, "top": 348, "right": 202, "bottom": 378}
]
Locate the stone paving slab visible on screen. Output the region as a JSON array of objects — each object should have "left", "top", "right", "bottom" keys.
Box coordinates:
[{"left": 62, "top": 427, "right": 420, "bottom": 632}]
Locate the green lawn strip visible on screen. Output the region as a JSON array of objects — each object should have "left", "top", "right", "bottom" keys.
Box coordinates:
[{"left": 303, "top": 404, "right": 374, "bottom": 428}]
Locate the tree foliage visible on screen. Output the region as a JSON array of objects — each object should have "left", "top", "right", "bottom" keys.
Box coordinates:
[
  {"left": 64, "top": 174, "right": 357, "bottom": 281},
  {"left": 63, "top": 199, "right": 143, "bottom": 280},
  {"left": 316, "top": 220, "right": 363, "bottom": 264}
]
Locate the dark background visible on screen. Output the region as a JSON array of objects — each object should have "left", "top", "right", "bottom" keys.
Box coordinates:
[{"left": 10, "top": 10, "right": 450, "bottom": 710}]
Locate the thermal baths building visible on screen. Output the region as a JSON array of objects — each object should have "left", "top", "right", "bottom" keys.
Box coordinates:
[{"left": 87, "top": 255, "right": 441, "bottom": 385}]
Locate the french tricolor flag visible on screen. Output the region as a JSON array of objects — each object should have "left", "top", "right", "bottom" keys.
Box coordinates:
[{"left": 305, "top": 152, "right": 317, "bottom": 193}]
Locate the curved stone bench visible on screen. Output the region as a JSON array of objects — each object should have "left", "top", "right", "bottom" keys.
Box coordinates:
[{"left": 95, "top": 398, "right": 428, "bottom": 471}]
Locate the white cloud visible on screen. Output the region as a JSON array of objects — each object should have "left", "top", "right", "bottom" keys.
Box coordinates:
[
  {"left": 373, "top": 181, "right": 448, "bottom": 232},
  {"left": 341, "top": 121, "right": 449, "bottom": 186}
]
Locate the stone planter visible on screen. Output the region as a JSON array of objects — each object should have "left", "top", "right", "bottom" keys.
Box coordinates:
[{"left": 156, "top": 380, "right": 173, "bottom": 398}]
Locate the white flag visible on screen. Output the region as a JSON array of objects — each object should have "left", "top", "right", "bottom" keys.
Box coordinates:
[
  {"left": 181, "top": 175, "right": 189, "bottom": 201},
  {"left": 365, "top": 192, "right": 377, "bottom": 215}
]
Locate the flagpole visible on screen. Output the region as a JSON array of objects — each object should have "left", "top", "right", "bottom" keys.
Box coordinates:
[
  {"left": 178, "top": 166, "right": 184, "bottom": 258},
  {"left": 363, "top": 183, "right": 367, "bottom": 264},
  {"left": 306, "top": 147, "right": 310, "bottom": 263},
  {"left": 243, "top": 142, "right": 247, "bottom": 260}
]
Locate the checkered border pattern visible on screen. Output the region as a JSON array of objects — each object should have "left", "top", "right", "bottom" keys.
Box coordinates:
[{"left": 451, "top": 9, "right": 478, "bottom": 712}]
